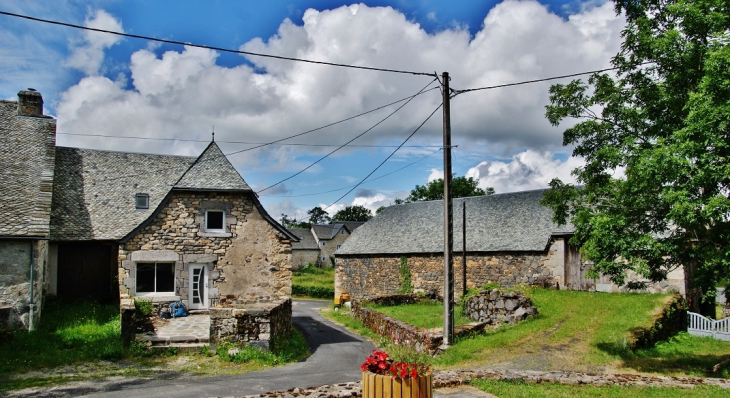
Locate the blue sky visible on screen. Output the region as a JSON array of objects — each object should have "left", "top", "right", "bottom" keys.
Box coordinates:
[{"left": 0, "top": 0, "right": 624, "bottom": 221}]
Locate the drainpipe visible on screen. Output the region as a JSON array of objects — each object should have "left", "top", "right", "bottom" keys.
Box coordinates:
[{"left": 29, "top": 241, "right": 35, "bottom": 331}]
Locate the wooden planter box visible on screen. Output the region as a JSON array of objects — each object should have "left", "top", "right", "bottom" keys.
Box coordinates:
[{"left": 361, "top": 371, "right": 433, "bottom": 398}]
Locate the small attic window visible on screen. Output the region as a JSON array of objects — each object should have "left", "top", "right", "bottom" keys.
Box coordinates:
[
  {"left": 205, "top": 210, "right": 225, "bottom": 232},
  {"left": 135, "top": 193, "right": 149, "bottom": 209}
]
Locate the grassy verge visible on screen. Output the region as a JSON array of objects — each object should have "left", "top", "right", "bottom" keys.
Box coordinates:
[
  {"left": 0, "top": 298, "right": 309, "bottom": 392},
  {"left": 470, "top": 378, "right": 729, "bottom": 398},
  {"left": 363, "top": 300, "right": 473, "bottom": 329},
  {"left": 292, "top": 265, "right": 335, "bottom": 299},
  {"left": 323, "top": 287, "right": 730, "bottom": 377}
]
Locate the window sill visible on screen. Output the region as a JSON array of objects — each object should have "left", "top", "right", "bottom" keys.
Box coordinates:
[
  {"left": 135, "top": 294, "right": 180, "bottom": 302},
  {"left": 198, "top": 232, "right": 232, "bottom": 238}
]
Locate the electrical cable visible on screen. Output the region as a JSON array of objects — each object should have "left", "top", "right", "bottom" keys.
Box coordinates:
[
  {"left": 256, "top": 78, "right": 438, "bottom": 193},
  {"left": 452, "top": 66, "right": 621, "bottom": 95},
  {"left": 260, "top": 148, "right": 441, "bottom": 198},
  {"left": 0, "top": 10, "right": 435, "bottom": 77},
  {"left": 57, "top": 132, "right": 442, "bottom": 149},
  {"left": 323, "top": 102, "right": 443, "bottom": 210}
]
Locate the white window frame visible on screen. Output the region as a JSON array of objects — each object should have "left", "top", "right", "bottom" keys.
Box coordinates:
[
  {"left": 205, "top": 209, "right": 225, "bottom": 232},
  {"left": 336, "top": 244, "right": 341, "bottom": 249},
  {"left": 136, "top": 262, "right": 176, "bottom": 296}
]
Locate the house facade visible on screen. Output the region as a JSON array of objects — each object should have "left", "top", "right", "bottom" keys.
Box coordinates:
[
  {"left": 289, "top": 222, "right": 363, "bottom": 269},
  {"left": 1, "top": 89, "right": 297, "bottom": 332},
  {"left": 0, "top": 90, "right": 55, "bottom": 331},
  {"left": 334, "top": 190, "right": 685, "bottom": 301}
]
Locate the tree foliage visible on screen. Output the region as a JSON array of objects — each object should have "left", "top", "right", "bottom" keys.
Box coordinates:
[
  {"left": 307, "top": 207, "right": 331, "bottom": 225},
  {"left": 332, "top": 205, "right": 373, "bottom": 222},
  {"left": 542, "top": 0, "right": 730, "bottom": 315},
  {"left": 401, "top": 175, "right": 494, "bottom": 203},
  {"left": 280, "top": 214, "right": 310, "bottom": 229}
]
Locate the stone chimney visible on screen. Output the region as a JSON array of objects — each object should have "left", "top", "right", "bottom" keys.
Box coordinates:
[{"left": 17, "top": 88, "right": 44, "bottom": 117}]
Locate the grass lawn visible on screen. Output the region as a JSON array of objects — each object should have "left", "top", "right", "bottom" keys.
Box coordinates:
[
  {"left": 323, "top": 287, "right": 730, "bottom": 378},
  {"left": 0, "top": 298, "right": 309, "bottom": 392},
  {"left": 292, "top": 265, "right": 335, "bottom": 299},
  {"left": 470, "top": 379, "right": 729, "bottom": 398},
  {"left": 363, "top": 300, "right": 473, "bottom": 329}
]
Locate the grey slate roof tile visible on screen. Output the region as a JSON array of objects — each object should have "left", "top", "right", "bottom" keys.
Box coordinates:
[
  {"left": 50, "top": 147, "right": 195, "bottom": 240},
  {"left": 0, "top": 100, "right": 56, "bottom": 237},
  {"left": 336, "top": 189, "right": 574, "bottom": 255},
  {"left": 175, "top": 142, "right": 251, "bottom": 191},
  {"left": 288, "top": 228, "right": 319, "bottom": 250}
]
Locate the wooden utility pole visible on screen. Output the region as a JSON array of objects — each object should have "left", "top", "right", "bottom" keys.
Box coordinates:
[
  {"left": 462, "top": 200, "right": 467, "bottom": 297},
  {"left": 442, "top": 72, "right": 454, "bottom": 347}
]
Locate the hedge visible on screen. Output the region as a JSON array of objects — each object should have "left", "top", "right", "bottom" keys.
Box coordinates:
[{"left": 292, "top": 284, "right": 334, "bottom": 299}]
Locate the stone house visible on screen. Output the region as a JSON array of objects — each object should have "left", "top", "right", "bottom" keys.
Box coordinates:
[
  {"left": 289, "top": 222, "right": 363, "bottom": 269},
  {"left": 334, "top": 189, "right": 685, "bottom": 301},
  {"left": 0, "top": 90, "right": 55, "bottom": 331},
  {"left": 0, "top": 89, "right": 297, "bottom": 332}
]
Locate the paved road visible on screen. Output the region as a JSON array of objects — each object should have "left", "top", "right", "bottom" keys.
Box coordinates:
[{"left": 19, "top": 300, "right": 376, "bottom": 398}]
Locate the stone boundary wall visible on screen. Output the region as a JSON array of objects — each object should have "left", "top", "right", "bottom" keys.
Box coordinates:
[
  {"left": 464, "top": 289, "right": 537, "bottom": 325},
  {"left": 238, "top": 369, "right": 730, "bottom": 397},
  {"left": 210, "top": 299, "right": 292, "bottom": 351},
  {"left": 630, "top": 295, "right": 687, "bottom": 350},
  {"left": 0, "top": 239, "right": 47, "bottom": 331},
  {"left": 337, "top": 249, "right": 560, "bottom": 301},
  {"left": 351, "top": 297, "right": 489, "bottom": 354}
]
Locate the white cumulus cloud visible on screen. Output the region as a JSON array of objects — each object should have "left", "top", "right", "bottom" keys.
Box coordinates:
[{"left": 64, "top": 10, "right": 124, "bottom": 75}]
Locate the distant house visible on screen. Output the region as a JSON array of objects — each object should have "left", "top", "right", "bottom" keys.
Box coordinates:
[
  {"left": 0, "top": 89, "right": 298, "bottom": 331},
  {"left": 334, "top": 189, "right": 685, "bottom": 301},
  {"left": 289, "top": 222, "right": 364, "bottom": 269}
]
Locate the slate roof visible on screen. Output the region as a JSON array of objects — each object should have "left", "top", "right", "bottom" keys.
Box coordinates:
[
  {"left": 336, "top": 189, "right": 574, "bottom": 255},
  {"left": 175, "top": 142, "right": 251, "bottom": 191},
  {"left": 0, "top": 100, "right": 56, "bottom": 237},
  {"left": 288, "top": 228, "right": 319, "bottom": 250},
  {"left": 50, "top": 147, "right": 195, "bottom": 241},
  {"left": 333, "top": 221, "right": 364, "bottom": 233}
]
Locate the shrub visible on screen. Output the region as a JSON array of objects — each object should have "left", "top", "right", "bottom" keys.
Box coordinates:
[
  {"left": 292, "top": 285, "right": 334, "bottom": 299},
  {"left": 134, "top": 299, "right": 153, "bottom": 317}
]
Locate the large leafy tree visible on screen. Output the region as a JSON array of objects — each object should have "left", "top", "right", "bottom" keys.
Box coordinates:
[
  {"left": 307, "top": 207, "right": 331, "bottom": 225},
  {"left": 399, "top": 175, "right": 494, "bottom": 203},
  {"left": 542, "top": 0, "right": 730, "bottom": 316},
  {"left": 332, "top": 205, "right": 373, "bottom": 222}
]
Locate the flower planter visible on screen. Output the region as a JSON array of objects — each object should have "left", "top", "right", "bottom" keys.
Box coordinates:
[{"left": 361, "top": 371, "right": 433, "bottom": 398}]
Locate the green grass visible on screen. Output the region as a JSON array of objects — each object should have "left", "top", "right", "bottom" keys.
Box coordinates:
[
  {"left": 292, "top": 265, "right": 335, "bottom": 299},
  {"left": 324, "top": 288, "right": 730, "bottom": 378},
  {"left": 363, "top": 300, "right": 473, "bottom": 329},
  {"left": 0, "top": 298, "right": 124, "bottom": 375},
  {"left": 0, "top": 298, "right": 310, "bottom": 391},
  {"left": 470, "top": 378, "right": 729, "bottom": 398}
]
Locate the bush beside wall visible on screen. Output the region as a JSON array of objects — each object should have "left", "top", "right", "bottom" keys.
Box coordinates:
[{"left": 630, "top": 295, "right": 687, "bottom": 350}]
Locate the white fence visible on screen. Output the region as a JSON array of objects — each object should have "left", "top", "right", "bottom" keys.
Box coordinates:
[{"left": 687, "top": 312, "right": 730, "bottom": 341}]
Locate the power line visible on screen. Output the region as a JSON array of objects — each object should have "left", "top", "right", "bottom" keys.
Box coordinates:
[
  {"left": 257, "top": 79, "right": 438, "bottom": 193},
  {"left": 452, "top": 66, "right": 621, "bottom": 95},
  {"left": 57, "top": 132, "right": 442, "bottom": 149},
  {"left": 0, "top": 10, "right": 435, "bottom": 77},
  {"left": 260, "top": 148, "right": 441, "bottom": 198},
  {"left": 324, "top": 103, "right": 443, "bottom": 210}
]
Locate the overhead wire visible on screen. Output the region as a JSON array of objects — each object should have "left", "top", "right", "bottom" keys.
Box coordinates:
[
  {"left": 256, "top": 78, "right": 439, "bottom": 194},
  {"left": 0, "top": 10, "right": 435, "bottom": 77},
  {"left": 57, "top": 132, "right": 442, "bottom": 149},
  {"left": 324, "top": 103, "right": 443, "bottom": 210},
  {"left": 260, "top": 148, "right": 441, "bottom": 198}
]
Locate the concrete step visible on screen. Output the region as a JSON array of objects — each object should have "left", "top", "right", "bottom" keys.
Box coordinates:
[
  {"left": 138, "top": 335, "right": 209, "bottom": 346},
  {"left": 150, "top": 342, "right": 209, "bottom": 352}
]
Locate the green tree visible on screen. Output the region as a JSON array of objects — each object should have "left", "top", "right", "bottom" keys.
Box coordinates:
[
  {"left": 332, "top": 205, "right": 373, "bottom": 222},
  {"left": 280, "top": 214, "right": 310, "bottom": 229},
  {"left": 542, "top": 0, "right": 730, "bottom": 316},
  {"left": 402, "top": 175, "right": 493, "bottom": 203},
  {"left": 307, "top": 207, "right": 331, "bottom": 225}
]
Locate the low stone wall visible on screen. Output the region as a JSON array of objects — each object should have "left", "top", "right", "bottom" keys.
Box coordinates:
[
  {"left": 351, "top": 297, "right": 489, "bottom": 354},
  {"left": 464, "top": 289, "right": 537, "bottom": 325},
  {"left": 630, "top": 295, "right": 687, "bottom": 350},
  {"left": 210, "top": 299, "right": 292, "bottom": 351}
]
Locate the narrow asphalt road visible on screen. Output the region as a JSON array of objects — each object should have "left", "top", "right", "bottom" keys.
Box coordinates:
[{"left": 16, "top": 300, "right": 376, "bottom": 398}]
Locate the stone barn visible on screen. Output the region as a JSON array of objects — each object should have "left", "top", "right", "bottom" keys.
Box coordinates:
[{"left": 334, "top": 189, "right": 685, "bottom": 300}]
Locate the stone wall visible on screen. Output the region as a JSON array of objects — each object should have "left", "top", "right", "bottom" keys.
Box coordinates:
[
  {"left": 291, "top": 248, "right": 319, "bottom": 271},
  {"left": 336, "top": 248, "right": 560, "bottom": 301},
  {"left": 464, "top": 289, "right": 537, "bottom": 325},
  {"left": 119, "top": 191, "right": 293, "bottom": 307},
  {"left": 209, "top": 299, "right": 292, "bottom": 351},
  {"left": 0, "top": 239, "right": 47, "bottom": 331}
]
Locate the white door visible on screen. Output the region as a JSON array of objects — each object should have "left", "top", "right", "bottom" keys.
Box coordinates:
[{"left": 188, "top": 265, "right": 208, "bottom": 309}]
